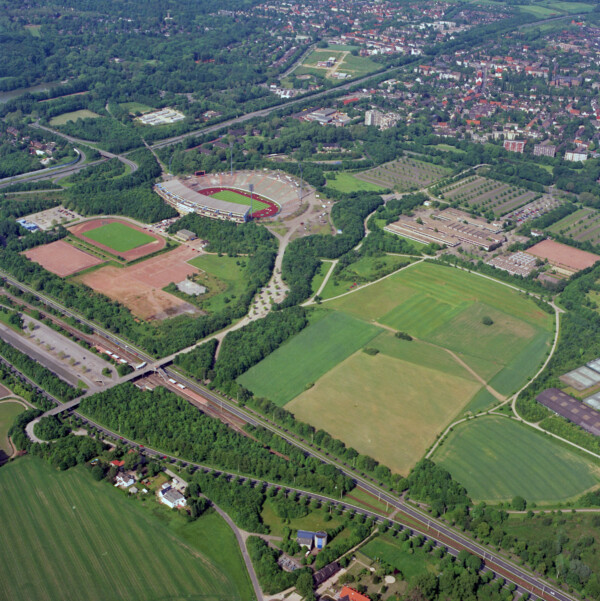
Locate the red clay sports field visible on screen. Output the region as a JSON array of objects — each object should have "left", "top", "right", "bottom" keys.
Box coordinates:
[{"left": 199, "top": 187, "right": 279, "bottom": 219}]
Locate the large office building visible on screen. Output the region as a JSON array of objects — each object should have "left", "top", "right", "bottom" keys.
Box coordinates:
[{"left": 154, "top": 179, "right": 250, "bottom": 223}]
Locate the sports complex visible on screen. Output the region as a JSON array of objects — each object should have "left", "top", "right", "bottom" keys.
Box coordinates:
[{"left": 155, "top": 170, "right": 303, "bottom": 222}]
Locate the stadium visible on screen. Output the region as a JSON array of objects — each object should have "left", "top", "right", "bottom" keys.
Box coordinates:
[{"left": 155, "top": 170, "right": 304, "bottom": 223}]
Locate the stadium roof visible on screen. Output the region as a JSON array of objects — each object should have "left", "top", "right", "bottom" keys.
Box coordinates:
[{"left": 157, "top": 179, "right": 249, "bottom": 217}]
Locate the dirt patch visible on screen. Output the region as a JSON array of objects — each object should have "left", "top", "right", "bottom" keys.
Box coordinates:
[
  {"left": 76, "top": 245, "right": 202, "bottom": 320},
  {"left": 24, "top": 240, "right": 104, "bottom": 277},
  {"left": 68, "top": 218, "right": 166, "bottom": 261},
  {"left": 527, "top": 239, "right": 600, "bottom": 273}
]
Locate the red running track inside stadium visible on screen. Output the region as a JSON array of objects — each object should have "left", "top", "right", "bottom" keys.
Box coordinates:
[{"left": 199, "top": 187, "right": 279, "bottom": 219}]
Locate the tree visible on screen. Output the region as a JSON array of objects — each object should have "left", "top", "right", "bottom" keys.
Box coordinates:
[
  {"left": 511, "top": 496, "right": 527, "bottom": 511},
  {"left": 482, "top": 316, "right": 493, "bottom": 326}
]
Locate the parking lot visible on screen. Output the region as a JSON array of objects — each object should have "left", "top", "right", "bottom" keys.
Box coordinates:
[{"left": 25, "top": 206, "right": 84, "bottom": 230}]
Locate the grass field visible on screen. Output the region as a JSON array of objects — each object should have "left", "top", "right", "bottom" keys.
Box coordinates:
[
  {"left": 325, "top": 172, "right": 386, "bottom": 193},
  {"left": 210, "top": 190, "right": 270, "bottom": 212},
  {"left": 187, "top": 254, "right": 247, "bottom": 312},
  {"left": 288, "top": 348, "right": 480, "bottom": 474},
  {"left": 318, "top": 255, "right": 416, "bottom": 300},
  {"left": 0, "top": 400, "right": 24, "bottom": 460},
  {"left": 24, "top": 25, "right": 42, "bottom": 37},
  {"left": 50, "top": 109, "right": 101, "bottom": 126},
  {"left": 238, "top": 311, "right": 381, "bottom": 406},
  {"left": 242, "top": 262, "right": 553, "bottom": 475},
  {"left": 329, "top": 262, "right": 552, "bottom": 387},
  {"left": 0, "top": 457, "right": 254, "bottom": 601},
  {"left": 261, "top": 499, "right": 345, "bottom": 537},
  {"left": 300, "top": 47, "right": 379, "bottom": 79},
  {"left": 84, "top": 222, "right": 155, "bottom": 252},
  {"left": 434, "top": 416, "right": 600, "bottom": 503},
  {"left": 120, "top": 101, "right": 153, "bottom": 114},
  {"left": 361, "top": 534, "right": 436, "bottom": 578}
]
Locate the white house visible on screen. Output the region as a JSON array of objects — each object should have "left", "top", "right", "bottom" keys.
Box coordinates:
[
  {"left": 160, "top": 488, "right": 187, "bottom": 509},
  {"left": 115, "top": 473, "right": 135, "bottom": 488}
]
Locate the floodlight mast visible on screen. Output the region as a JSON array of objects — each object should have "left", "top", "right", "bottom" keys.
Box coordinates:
[
  {"left": 249, "top": 183, "right": 254, "bottom": 219},
  {"left": 229, "top": 140, "right": 233, "bottom": 177}
]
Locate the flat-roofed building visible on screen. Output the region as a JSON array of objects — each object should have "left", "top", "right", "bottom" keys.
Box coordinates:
[
  {"left": 155, "top": 179, "right": 250, "bottom": 223},
  {"left": 384, "top": 212, "right": 504, "bottom": 251},
  {"left": 537, "top": 388, "right": 600, "bottom": 437}
]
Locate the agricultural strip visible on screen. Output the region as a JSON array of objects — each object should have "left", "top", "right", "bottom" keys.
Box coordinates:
[
  {"left": 433, "top": 416, "right": 600, "bottom": 504},
  {"left": 287, "top": 350, "right": 481, "bottom": 475},
  {"left": 237, "top": 311, "right": 381, "bottom": 405},
  {"left": 0, "top": 457, "right": 254, "bottom": 601}
]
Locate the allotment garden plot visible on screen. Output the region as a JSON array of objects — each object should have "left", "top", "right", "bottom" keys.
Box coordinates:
[
  {"left": 438, "top": 175, "right": 538, "bottom": 217},
  {"left": 239, "top": 262, "right": 553, "bottom": 475},
  {"left": 433, "top": 416, "right": 600, "bottom": 504},
  {"left": 356, "top": 157, "right": 451, "bottom": 192},
  {"left": 548, "top": 207, "right": 600, "bottom": 245}
]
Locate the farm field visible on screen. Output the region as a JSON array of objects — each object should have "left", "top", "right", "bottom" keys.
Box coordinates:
[
  {"left": 325, "top": 172, "right": 386, "bottom": 193},
  {"left": 288, "top": 347, "right": 480, "bottom": 474},
  {"left": 187, "top": 254, "right": 248, "bottom": 313},
  {"left": 242, "top": 262, "right": 553, "bottom": 474},
  {"left": 210, "top": 189, "right": 271, "bottom": 212},
  {"left": 0, "top": 400, "right": 24, "bottom": 462},
  {"left": 83, "top": 222, "right": 156, "bottom": 253},
  {"left": 356, "top": 157, "right": 451, "bottom": 192},
  {"left": 0, "top": 457, "right": 254, "bottom": 601},
  {"left": 547, "top": 207, "right": 600, "bottom": 245},
  {"left": 237, "top": 311, "right": 381, "bottom": 406},
  {"left": 438, "top": 175, "right": 537, "bottom": 217},
  {"left": 433, "top": 416, "right": 600, "bottom": 503},
  {"left": 49, "top": 109, "right": 100, "bottom": 126}
]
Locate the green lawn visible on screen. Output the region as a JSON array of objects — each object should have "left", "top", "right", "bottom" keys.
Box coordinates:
[
  {"left": 433, "top": 416, "right": 600, "bottom": 504},
  {"left": 0, "top": 457, "right": 254, "bottom": 601},
  {"left": 319, "top": 255, "right": 415, "bottom": 301},
  {"left": 83, "top": 222, "right": 155, "bottom": 252},
  {"left": 210, "top": 190, "right": 270, "bottom": 212},
  {"left": 24, "top": 25, "right": 42, "bottom": 37},
  {"left": 261, "top": 499, "right": 345, "bottom": 537},
  {"left": 188, "top": 254, "right": 247, "bottom": 313},
  {"left": 0, "top": 400, "right": 24, "bottom": 460},
  {"left": 325, "top": 172, "right": 386, "bottom": 193},
  {"left": 361, "top": 535, "right": 436, "bottom": 578},
  {"left": 50, "top": 109, "right": 101, "bottom": 126},
  {"left": 311, "top": 260, "right": 332, "bottom": 295},
  {"left": 237, "top": 311, "right": 381, "bottom": 406},
  {"left": 120, "top": 102, "right": 153, "bottom": 114}
]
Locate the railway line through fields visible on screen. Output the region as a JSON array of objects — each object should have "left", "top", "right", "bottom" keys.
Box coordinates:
[{"left": 0, "top": 272, "right": 579, "bottom": 601}]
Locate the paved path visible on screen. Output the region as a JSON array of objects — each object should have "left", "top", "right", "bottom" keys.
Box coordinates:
[{"left": 204, "top": 496, "right": 264, "bottom": 601}]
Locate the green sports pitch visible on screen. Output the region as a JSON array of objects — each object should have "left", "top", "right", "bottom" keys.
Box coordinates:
[
  {"left": 83, "top": 222, "right": 156, "bottom": 252},
  {"left": 0, "top": 457, "right": 254, "bottom": 601},
  {"left": 209, "top": 189, "right": 271, "bottom": 212}
]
